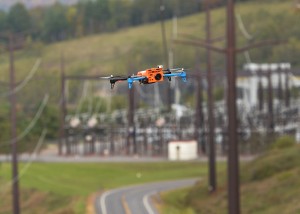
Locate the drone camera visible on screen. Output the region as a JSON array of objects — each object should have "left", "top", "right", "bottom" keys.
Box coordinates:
[{"left": 155, "top": 73, "right": 162, "bottom": 80}]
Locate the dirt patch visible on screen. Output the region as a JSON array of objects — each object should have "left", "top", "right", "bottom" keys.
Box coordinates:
[{"left": 86, "top": 191, "right": 103, "bottom": 214}]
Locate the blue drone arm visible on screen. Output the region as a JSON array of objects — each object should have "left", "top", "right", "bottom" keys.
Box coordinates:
[
  {"left": 127, "top": 76, "right": 146, "bottom": 89},
  {"left": 163, "top": 71, "right": 187, "bottom": 82}
]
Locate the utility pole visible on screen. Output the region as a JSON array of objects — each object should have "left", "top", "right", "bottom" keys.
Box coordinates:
[
  {"left": 278, "top": 67, "right": 283, "bottom": 101},
  {"left": 110, "top": 123, "right": 115, "bottom": 155},
  {"left": 159, "top": 0, "right": 172, "bottom": 111},
  {"left": 128, "top": 65, "right": 136, "bottom": 155},
  {"left": 205, "top": 0, "right": 217, "bottom": 193},
  {"left": 60, "top": 54, "right": 72, "bottom": 155},
  {"left": 1, "top": 31, "right": 37, "bottom": 214},
  {"left": 59, "top": 53, "right": 66, "bottom": 155},
  {"left": 8, "top": 33, "right": 20, "bottom": 214},
  {"left": 128, "top": 87, "right": 136, "bottom": 154},
  {"left": 285, "top": 66, "right": 290, "bottom": 108},
  {"left": 226, "top": 0, "right": 240, "bottom": 213},
  {"left": 194, "top": 51, "right": 205, "bottom": 154},
  {"left": 267, "top": 69, "right": 274, "bottom": 132},
  {"left": 159, "top": 0, "right": 169, "bottom": 68},
  {"left": 258, "top": 70, "right": 264, "bottom": 111}
]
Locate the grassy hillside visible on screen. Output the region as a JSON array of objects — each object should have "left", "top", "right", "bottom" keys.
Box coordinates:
[
  {"left": 0, "top": 161, "right": 224, "bottom": 214},
  {"left": 0, "top": 0, "right": 298, "bottom": 105},
  {"left": 161, "top": 140, "right": 300, "bottom": 214}
]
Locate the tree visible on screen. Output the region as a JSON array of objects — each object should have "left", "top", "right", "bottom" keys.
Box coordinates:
[
  {"left": 108, "top": 0, "right": 130, "bottom": 30},
  {"left": 66, "top": 6, "right": 78, "bottom": 37},
  {"left": 29, "top": 7, "right": 46, "bottom": 40},
  {"left": 82, "top": 0, "right": 111, "bottom": 34},
  {"left": 43, "top": 3, "right": 69, "bottom": 41},
  {"left": 0, "top": 11, "right": 7, "bottom": 32},
  {"left": 94, "top": 0, "right": 110, "bottom": 31},
  {"left": 7, "top": 3, "right": 31, "bottom": 33}
]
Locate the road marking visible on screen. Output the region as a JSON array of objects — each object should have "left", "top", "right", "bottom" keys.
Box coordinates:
[
  {"left": 97, "top": 179, "right": 199, "bottom": 214},
  {"left": 122, "top": 195, "right": 132, "bottom": 214},
  {"left": 100, "top": 190, "right": 111, "bottom": 214},
  {"left": 143, "top": 191, "right": 157, "bottom": 214}
]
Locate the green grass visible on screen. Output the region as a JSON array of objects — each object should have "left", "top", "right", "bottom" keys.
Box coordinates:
[
  {"left": 1, "top": 162, "right": 212, "bottom": 196},
  {"left": 161, "top": 145, "right": 300, "bottom": 214},
  {"left": 160, "top": 187, "right": 196, "bottom": 214},
  {"left": 0, "top": 161, "right": 225, "bottom": 214}
]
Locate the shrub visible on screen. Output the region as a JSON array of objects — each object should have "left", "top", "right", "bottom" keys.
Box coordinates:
[
  {"left": 242, "top": 146, "right": 300, "bottom": 182},
  {"left": 272, "top": 135, "right": 296, "bottom": 150}
]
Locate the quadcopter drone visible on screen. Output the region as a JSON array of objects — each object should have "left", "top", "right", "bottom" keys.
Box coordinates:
[{"left": 102, "top": 65, "right": 187, "bottom": 89}]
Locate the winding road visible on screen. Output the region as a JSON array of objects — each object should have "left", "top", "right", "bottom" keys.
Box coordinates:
[{"left": 95, "top": 178, "right": 199, "bottom": 214}]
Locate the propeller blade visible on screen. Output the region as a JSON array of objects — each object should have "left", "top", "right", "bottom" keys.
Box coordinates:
[
  {"left": 171, "top": 68, "right": 191, "bottom": 73},
  {"left": 129, "top": 75, "right": 141, "bottom": 78},
  {"left": 169, "top": 68, "right": 184, "bottom": 71},
  {"left": 100, "top": 75, "right": 128, "bottom": 81},
  {"left": 100, "top": 75, "right": 114, "bottom": 79},
  {"left": 164, "top": 68, "right": 186, "bottom": 72}
]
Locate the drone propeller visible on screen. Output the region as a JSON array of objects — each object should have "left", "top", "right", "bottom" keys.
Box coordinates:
[
  {"left": 170, "top": 68, "right": 186, "bottom": 72},
  {"left": 163, "top": 68, "right": 186, "bottom": 81},
  {"left": 163, "top": 68, "right": 186, "bottom": 72},
  {"left": 170, "top": 68, "right": 184, "bottom": 71},
  {"left": 100, "top": 75, "right": 128, "bottom": 79},
  {"left": 100, "top": 75, "right": 114, "bottom": 79},
  {"left": 101, "top": 75, "right": 128, "bottom": 89}
]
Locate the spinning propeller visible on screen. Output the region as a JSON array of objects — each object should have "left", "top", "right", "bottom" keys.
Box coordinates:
[{"left": 101, "top": 75, "right": 128, "bottom": 89}]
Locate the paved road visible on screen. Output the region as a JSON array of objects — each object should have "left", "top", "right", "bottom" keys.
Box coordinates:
[
  {"left": 0, "top": 154, "right": 255, "bottom": 163},
  {"left": 95, "top": 178, "right": 199, "bottom": 214}
]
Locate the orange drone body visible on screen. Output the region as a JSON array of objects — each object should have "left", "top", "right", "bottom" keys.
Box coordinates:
[{"left": 137, "top": 67, "right": 164, "bottom": 84}]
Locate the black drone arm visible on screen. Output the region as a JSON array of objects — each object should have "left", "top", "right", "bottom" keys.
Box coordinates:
[{"left": 109, "top": 76, "right": 128, "bottom": 89}]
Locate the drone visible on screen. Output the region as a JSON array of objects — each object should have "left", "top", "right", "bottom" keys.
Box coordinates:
[{"left": 102, "top": 65, "right": 187, "bottom": 89}]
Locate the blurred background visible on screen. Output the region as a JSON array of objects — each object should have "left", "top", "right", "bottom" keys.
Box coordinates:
[{"left": 0, "top": 0, "right": 300, "bottom": 213}]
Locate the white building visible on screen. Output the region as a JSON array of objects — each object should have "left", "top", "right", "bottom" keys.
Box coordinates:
[{"left": 168, "top": 140, "right": 198, "bottom": 161}]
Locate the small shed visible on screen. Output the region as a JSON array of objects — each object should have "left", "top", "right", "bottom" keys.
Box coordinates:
[{"left": 168, "top": 140, "right": 198, "bottom": 161}]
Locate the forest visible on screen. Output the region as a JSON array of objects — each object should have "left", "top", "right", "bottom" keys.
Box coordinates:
[
  {"left": 0, "top": 0, "right": 215, "bottom": 42},
  {"left": 0, "top": 0, "right": 285, "bottom": 43}
]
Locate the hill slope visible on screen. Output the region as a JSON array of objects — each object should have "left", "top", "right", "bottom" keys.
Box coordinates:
[
  {"left": 161, "top": 142, "right": 300, "bottom": 213},
  {"left": 0, "top": 0, "right": 298, "bottom": 105}
]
